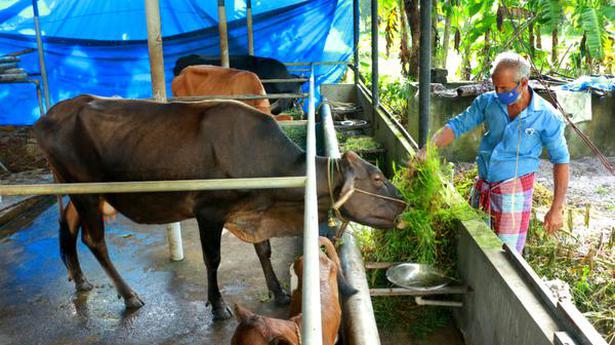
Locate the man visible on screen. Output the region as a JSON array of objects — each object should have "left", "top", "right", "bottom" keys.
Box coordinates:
[{"left": 420, "top": 52, "right": 569, "bottom": 252}]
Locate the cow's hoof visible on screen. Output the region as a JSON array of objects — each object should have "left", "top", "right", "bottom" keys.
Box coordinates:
[
  {"left": 76, "top": 280, "right": 94, "bottom": 292},
  {"left": 274, "top": 291, "right": 291, "bottom": 305},
  {"left": 124, "top": 295, "right": 144, "bottom": 309},
  {"left": 212, "top": 305, "right": 233, "bottom": 321}
]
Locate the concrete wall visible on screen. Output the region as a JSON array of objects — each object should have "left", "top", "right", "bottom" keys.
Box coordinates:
[
  {"left": 454, "top": 219, "right": 562, "bottom": 345},
  {"left": 406, "top": 83, "right": 615, "bottom": 162}
]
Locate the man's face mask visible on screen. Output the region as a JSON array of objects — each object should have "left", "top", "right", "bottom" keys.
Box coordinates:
[{"left": 496, "top": 82, "right": 522, "bottom": 105}]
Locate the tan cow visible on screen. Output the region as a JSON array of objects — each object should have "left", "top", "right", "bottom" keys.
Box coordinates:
[
  {"left": 232, "top": 237, "right": 346, "bottom": 345},
  {"left": 172, "top": 65, "right": 271, "bottom": 114}
]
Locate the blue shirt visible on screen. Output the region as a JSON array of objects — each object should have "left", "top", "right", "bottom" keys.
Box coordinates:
[{"left": 446, "top": 88, "right": 570, "bottom": 183}]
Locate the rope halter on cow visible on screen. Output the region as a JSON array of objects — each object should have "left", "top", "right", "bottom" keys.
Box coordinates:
[{"left": 326, "top": 157, "right": 408, "bottom": 241}]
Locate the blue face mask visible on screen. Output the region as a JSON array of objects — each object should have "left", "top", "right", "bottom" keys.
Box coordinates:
[{"left": 496, "top": 82, "right": 522, "bottom": 105}]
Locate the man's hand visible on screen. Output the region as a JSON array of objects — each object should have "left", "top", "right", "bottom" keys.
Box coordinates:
[
  {"left": 543, "top": 206, "right": 564, "bottom": 234},
  {"left": 415, "top": 147, "right": 427, "bottom": 161}
]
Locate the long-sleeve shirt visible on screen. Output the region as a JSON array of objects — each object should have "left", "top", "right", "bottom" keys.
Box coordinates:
[{"left": 446, "top": 88, "right": 570, "bottom": 183}]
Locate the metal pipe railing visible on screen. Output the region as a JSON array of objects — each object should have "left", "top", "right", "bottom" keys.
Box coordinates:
[
  {"left": 321, "top": 100, "right": 382, "bottom": 345},
  {"left": 301, "top": 65, "right": 323, "bottom": 345},
  {"left": 170, "top": 93, "right": 307, "bottom": 102},
  {"left": 32, "top": 0, "right": 51, "bottom": 113},
  {"left": 0, "top": 177, "right": 306, "bottom": 196}
]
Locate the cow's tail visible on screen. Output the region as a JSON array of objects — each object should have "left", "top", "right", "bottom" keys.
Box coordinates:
[{"left": 318, "top": 237, "right": 359, "bottom": 299}]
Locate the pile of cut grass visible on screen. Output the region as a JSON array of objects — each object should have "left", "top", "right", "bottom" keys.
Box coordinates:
[{"left": 355, "top": 145, "right": 476, "bottom": 337}]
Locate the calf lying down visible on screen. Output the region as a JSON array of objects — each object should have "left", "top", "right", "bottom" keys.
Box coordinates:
[{"left": 232, "top": 237, "right": 355, "bottom": 345}]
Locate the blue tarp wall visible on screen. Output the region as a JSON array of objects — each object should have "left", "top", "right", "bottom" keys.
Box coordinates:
[{"left": 0, "top": 0, "right": 353, "bottom": 125}]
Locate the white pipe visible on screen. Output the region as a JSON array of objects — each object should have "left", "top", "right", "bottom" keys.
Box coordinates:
[
  {"left": 321, "top": 99, "right": 341, "bottom": 159},
  {"left": 166, "top": 222, "right": 184, "bottom": 261},
  {"left": 301, "top": 66, "right": 323, "bottom": 345},
  {"left": 414, "top": 296, "right": 463, "bottom": 308}
]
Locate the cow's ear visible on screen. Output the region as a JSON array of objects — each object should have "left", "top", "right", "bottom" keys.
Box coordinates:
[
  {"left": 234, "top": 304, "right": 253, "bottom": 323},
  {"left": 343, "top": 151, "right": 360, "bottom": 165}
]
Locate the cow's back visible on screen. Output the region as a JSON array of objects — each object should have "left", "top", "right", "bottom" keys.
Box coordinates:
[
  {"left": 172, "top": 65, "right": 271, "bottom": 114},
  {"left": 33, "top": 95, "right": 304, "bottom": 224}
]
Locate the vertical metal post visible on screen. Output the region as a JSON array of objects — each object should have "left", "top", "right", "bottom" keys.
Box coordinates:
[
  {"left": 371, "top": 0, "right": 379, "bottom": 108},
  {"left": 144, "top": 0, "right": 184, "bottom": 261},
  {"left": 218, "top": 0, "right": 230, "bottom": 67},
  {"left": 418, "top": 0, "right": 431, "bottom": 148},
  {"left": 32, "top": 0, "right": 51, "bottom": 113},
  {"left": 247, "top": 0, "right": 254, "bottom": 56},
  {"left": 301, "top": 65, "right": 323, "bottom": 345},
  {"left": 353, "top": 0, "right": 360, "bottom": 85}
]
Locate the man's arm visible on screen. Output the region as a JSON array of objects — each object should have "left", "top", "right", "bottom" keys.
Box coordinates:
[
  {"left": 416, "top": 95, "right": 487, "bottom": 159},
  {"left": 544, "top": 163, "right": 569, "bottom": 234}
]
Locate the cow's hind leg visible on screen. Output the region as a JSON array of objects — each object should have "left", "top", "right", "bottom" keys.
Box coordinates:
[
  {"left": 195, "top": 217, "right": 232, "bottom": 320},
  {"left": 72, "top": 196, "right": 144, "bottom": 309},
  {"left": 59, "top": 200, "right": 93, "bottom": 291},
  {"left": 254, "top": 240, "right": 290, "bottom": 305}
]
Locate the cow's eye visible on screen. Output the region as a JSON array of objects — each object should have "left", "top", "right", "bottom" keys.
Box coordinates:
[{"left": 373, "top": 175, "right": 384, "bottom": 186}]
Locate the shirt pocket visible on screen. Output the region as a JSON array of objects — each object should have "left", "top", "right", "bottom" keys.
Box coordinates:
[{"left": 518, "top": 125, "right": 541, "bottom": 156}]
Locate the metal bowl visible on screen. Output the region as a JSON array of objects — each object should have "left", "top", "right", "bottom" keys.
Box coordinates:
[{"left": 386, "top": 263, "right": 453, "bottom": 291}]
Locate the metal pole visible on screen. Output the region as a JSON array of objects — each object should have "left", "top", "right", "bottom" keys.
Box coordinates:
[
  {"left": 218, "top": 0, "right": 230, "bottom": 67},
  {"left": 32, "top": 0, "right": 51, "bottom": 113},
  {"left": 301, "top": 65, "right": 323, "bottom": 345},
  {"left": 247, "top": 0, "right": 254, "bottom": 56},
  {"left": 418, "top": 0, "right": 431, "bottom": 148},
  {"left": 371, "top": 0, "right": 379, "bottom": 108},
  {"left": 145, "top": 0, "right": 181, "bottom": 260},
  {"left": 353, "top": 0, "right": 360, "bottom": 85},
  {"left": 321, "top": 99, "right": 341, "bottom": 159}
]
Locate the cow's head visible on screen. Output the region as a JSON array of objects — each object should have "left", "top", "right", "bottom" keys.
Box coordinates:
[
  {"left": 232, "top": 304, "right": 300, "bottom": 345},
  {"left": 333, "top": 151, "right": 407, "bottom": 228}
]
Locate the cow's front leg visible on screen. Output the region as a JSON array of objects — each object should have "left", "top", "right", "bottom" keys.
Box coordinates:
[
  {"left": 254, "top": 240, "right": 290, "bottom": 305},
  {"left": 195, "top": 218, "right": 232, "bottom": 320}
]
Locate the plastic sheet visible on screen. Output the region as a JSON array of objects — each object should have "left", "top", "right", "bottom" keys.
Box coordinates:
[{"left": 0, "top": 0, "right": 353, "bottom": 125}]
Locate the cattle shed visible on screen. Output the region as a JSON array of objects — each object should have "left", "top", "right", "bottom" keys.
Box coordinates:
[{"left": 0, "top": 1, "right": 611, "bottom": 345}]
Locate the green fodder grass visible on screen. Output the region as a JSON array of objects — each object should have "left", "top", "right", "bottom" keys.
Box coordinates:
[{"left": 355, "top": 145, "right": 476, "bottom": 337}]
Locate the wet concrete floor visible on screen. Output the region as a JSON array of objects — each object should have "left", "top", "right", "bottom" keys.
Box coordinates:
[{"left": 0, "top": 203, "right": 299, "bottom": 345}]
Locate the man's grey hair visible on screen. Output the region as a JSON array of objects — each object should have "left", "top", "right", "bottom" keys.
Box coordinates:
[{"left": 491, "top": 52, "right": 531, "bottom": 81}]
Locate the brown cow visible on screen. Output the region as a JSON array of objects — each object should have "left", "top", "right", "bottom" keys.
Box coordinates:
[
  {"left": 172, "top": 65, "right": 271, "bottom": 114},
  {"left": 232, "top": 237, "right": 345, "bottom": 345}
]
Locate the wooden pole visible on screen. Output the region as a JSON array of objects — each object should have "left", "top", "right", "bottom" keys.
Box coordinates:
[
  {"left": 247, "top": 0, "right": 254, "bottom": 56},
  {"left": 218, "top": 0, "right": 230, "bottom": 67},
  {"left": 144, "top": 0, "right": 167, "bottom": 102},
  {"left": 144, "top": 0, "right": 181, "bottom": 260}
]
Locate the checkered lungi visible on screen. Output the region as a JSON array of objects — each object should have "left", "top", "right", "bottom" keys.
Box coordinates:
[{"left": 470, "top": 173, "right": 536, "bottom": 252}]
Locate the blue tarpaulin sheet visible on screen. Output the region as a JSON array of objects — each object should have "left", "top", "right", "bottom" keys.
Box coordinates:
[
  {"left": 0, "top": 0, "right": 353, "bottom": 125},
  {"left": 560, "top": 76, "right": 615, "bottom": 93}
]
